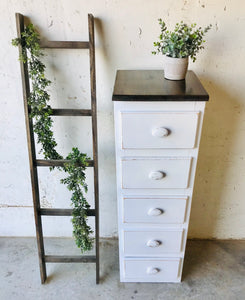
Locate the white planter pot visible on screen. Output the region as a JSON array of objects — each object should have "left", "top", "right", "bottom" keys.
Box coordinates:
[{"left": 164, "top": 56, "right": 189, "bottom": 80}]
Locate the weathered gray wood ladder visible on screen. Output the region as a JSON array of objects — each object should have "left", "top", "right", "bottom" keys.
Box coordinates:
[{"left": 15, "top": 12, "right": 99, "bottom": 284}]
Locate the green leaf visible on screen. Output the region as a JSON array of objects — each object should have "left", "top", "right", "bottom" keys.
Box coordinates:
[{"left": 152, "top": 19, "right": 212, "bottom": 61}]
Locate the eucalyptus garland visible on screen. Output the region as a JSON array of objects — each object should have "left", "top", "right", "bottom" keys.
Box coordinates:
[{"left": 12, "top": 24, "right": 93, "bottom": 252}]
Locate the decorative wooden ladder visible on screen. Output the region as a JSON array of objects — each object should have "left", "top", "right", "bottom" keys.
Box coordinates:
[{"left": 15, "top": 13, "right": 100, "bottom": 284}]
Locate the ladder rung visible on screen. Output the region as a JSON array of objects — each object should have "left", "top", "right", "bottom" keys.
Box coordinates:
[
  {"left": 45, "top": 255, "right": 96, "bottom": 263},
  {"left": 36, "top": 159, "right": 94, "bottom": 167},
  {"left": 51, "top": 109, "right": 92, "bottom": 116},
  {"left": 39, "top": 208, "right": 95, "bottom": 216},
  {"left": 40, "top": 41, "right": 90, "bottom": 49}
]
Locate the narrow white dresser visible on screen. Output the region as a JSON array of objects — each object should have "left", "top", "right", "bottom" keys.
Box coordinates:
[{"left": 112, "top": 70, "right": 209, "bottom": 282}]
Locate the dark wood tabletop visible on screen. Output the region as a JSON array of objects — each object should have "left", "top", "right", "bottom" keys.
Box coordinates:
[{"left": 112, "top": 70, "right": 209, "bottom": 101}]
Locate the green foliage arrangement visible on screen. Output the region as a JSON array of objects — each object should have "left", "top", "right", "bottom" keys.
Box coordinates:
[
  {"left": 152, "top": 19, "right": 212, "bottom": 62},
  {"left": 12, "top": 24, "right": 93, "bottom": 252}
]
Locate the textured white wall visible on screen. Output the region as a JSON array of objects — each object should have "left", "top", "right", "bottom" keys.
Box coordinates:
[{"left": 1, "top": 0, "right": 245, "bottom": 239}]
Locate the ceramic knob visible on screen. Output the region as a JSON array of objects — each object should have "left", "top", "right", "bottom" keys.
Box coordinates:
[
  {"left": 152, "top": 127, "right": 170, "bottom": 138},
  {"left": 149, "top": 171, "right": 166, "bottom": 180},
  {"left": 146, "top": 267, "right": 160, "bottom": 275},
  {"left": 147, "top": 208, "right": 163, "bottom": 216},
  {"left": 146, "top": 239, "right": 161, "bottom": 248}
]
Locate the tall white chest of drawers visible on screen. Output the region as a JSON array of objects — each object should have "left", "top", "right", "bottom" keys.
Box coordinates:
[{"left": 112, "top": 70, "right": 209, "bottom": 282}]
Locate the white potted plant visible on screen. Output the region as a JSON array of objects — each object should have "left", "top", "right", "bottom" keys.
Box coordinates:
[{"left": 152, "top": 19, "right": 212, "bottom": 80}]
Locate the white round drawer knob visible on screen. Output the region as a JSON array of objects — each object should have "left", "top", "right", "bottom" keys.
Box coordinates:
[
  {"left": 146, "top": 267, "right": 160, "bottom": 275},
  {"left": 149, "top": 171, "right": 166, "bottom": 180},
  {"left": 147, "top": 208, "right": 163, "bottom": 216},
  {"left": 152, "top": 127, "right": 170, "bottom": 138},
  {"left": 146, "top": 240, "right": 161, "bottom": 248}
]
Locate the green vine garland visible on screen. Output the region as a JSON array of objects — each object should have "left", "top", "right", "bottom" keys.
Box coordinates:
[{"left": 12, "top": 24, "right": 93, "bottom": 252}]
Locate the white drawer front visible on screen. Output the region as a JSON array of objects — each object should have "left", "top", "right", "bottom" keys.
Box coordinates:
[
  {"left": 121, "top": 112, "right": 199, "bottom": 149},
  {"left": 123, "top": 259, "right": 181, "bottom": 282},
  {"left": 123, "top": 197, "right": 187, "bottom": 224},
  {"left": 122, "top": 157, "right": 191, "bottom": 189},
  {"left": 123, "top": 230, "right": 183, "bottom": 256}
]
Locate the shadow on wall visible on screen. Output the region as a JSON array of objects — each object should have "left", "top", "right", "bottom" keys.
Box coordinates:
[
  {"left": 189, "top": 75, "right": 240, "bottom": 239},
  {"left": 94, "top": 17, "right": 109, "bottom": 63}
]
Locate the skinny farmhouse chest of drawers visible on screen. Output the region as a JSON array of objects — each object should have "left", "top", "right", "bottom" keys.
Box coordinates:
[{"left": 112, "top": 70, "right": 209, "bottom": 282}]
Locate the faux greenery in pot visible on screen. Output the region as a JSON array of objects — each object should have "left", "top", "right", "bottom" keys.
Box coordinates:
[{"left": 152, "top": 19, "right": 212, "bottom": 80}]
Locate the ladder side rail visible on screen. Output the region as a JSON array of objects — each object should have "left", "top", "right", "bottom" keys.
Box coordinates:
[
  {"left": 88, "top": 13, "right": 100, "bottom": 284},
  {"left": 15, "top": 13, "right": 47, "bottom": 284}
]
